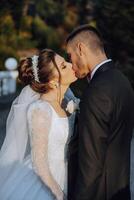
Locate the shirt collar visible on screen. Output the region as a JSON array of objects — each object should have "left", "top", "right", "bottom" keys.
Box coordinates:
[{"left": 90, "top": 59, "right": 112, "bottom": 80}]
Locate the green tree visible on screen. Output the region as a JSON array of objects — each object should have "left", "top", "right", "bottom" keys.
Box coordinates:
[
  {"left": 32, "top": 16, "right": 64, "bottom": 50},
  {"left": 0, "top": 0, "right": 25, "bottom": 29},
  {"left": 35, "top": 0, "right": 65, "bottom": 26},
  {"left": 94, "top": 0, "right": 134, "bottom": 86}
]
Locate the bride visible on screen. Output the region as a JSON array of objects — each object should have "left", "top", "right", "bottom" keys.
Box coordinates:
[{"left": 0, "top": 49, "right": 78, "bottom": 200}]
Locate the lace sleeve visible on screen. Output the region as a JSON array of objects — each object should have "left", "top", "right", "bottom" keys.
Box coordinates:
[{"left": 28, "top": 103, "right": 64, "bottom": 200}]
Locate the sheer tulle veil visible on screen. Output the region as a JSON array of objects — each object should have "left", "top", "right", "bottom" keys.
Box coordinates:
[
  {"left": 0, "top": 85, "right": 40, "bottom": 166},
  {"left": 0, "top": 86, "right": 76, "bottom": 166},
  {"left": 0, "top": 82, "right": 77, "bottom": 199}
]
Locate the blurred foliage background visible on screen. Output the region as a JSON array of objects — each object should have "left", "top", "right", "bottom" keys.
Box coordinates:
[{"left": 0, "top": 0, "right": 134, "bottom": 95}]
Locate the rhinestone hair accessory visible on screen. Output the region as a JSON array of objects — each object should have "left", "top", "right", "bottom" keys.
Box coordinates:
[{"left": 31, "top": 55, "right": 40, "bottom": 83}]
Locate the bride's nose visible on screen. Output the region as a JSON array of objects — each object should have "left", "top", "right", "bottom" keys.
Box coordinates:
[
  {"left": 68, "top": 62, "right": 73, "bottom": 69},
  {"left": 72, "top": 65, "right": 76, "bottom": 72}
]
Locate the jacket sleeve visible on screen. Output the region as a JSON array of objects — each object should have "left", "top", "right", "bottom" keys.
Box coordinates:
[{"left": 74, "top": 85, "right": 113, "bottom": 200}]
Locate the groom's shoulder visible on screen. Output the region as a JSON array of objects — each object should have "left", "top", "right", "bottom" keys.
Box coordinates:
[
  {"left": 83, "top": 68, "right": 133, "bottom": 101},
  {"left": 91, "top": 66, "right": 131, "bottom": 90},
  {"left": 85, "top": 68, "right": 131, "bottom": 96}
]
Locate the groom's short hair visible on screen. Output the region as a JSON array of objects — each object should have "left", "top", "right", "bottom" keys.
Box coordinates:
[{"left": 66, "top": 24, "right": 104, "bottom": 53}]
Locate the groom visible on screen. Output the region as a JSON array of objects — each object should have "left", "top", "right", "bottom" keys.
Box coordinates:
[{"left": 66, "top": 25, "right": 134, "bottom": 200}]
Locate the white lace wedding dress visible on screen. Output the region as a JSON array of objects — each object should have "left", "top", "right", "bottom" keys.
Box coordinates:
[{"left": 0, "top": 99, "right": 76, "bottom": 200}]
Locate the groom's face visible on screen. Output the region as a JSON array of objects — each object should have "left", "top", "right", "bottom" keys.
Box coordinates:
[{"left": 67, "top": 43, "right": 89, "bottom": 79}]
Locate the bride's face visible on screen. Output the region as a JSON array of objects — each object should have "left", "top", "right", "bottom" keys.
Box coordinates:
[{"left": 54, "top": 54, "right": 77, "bottom": 86}]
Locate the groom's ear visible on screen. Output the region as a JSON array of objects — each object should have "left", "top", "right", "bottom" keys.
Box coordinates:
[{"left": 77, "top": 42, "right": 86, "bottom": 56}]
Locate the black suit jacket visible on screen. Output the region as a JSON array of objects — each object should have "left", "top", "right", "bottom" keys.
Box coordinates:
[{"left": 68, "top": 61, "right": 134, "bottom": 200}]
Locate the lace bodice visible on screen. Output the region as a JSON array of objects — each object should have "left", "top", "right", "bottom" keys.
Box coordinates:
[{"left": 27, "top": 100, "right": 75, "bottom": 200}]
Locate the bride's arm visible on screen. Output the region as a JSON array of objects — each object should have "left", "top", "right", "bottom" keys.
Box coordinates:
[{"left": 30, "top": 106, "right": 64, "bottom": 200}]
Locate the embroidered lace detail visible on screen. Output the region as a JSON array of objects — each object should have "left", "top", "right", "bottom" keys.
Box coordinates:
[{"left": 27, "top": 101, "right": 64, "bottom": 200}]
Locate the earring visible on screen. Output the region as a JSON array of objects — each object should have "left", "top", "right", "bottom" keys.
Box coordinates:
[{"left": 55, "top": 82, "right": 59, "bottom": 88}]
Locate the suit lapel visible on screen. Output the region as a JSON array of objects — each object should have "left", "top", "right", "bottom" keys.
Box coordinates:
[{"left": 90, "top": 61, "right": 114, "bottom": 83}]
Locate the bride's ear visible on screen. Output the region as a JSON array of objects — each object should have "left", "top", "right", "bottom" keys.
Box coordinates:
[{"left": 49, "top": 80, "right": 59, "bottom": 88}]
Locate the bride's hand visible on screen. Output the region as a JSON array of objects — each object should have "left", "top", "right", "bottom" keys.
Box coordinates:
[
  {"left": 55, "top": 191, "right": 66, "bottom": 200},
  {"left": 63, "top": 194, "right": 67, "bottom": 200}
]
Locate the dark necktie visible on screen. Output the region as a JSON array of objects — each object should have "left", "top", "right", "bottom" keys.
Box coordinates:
[{"left": 87, "top": 73, "right": 91, "bottom": 83}]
